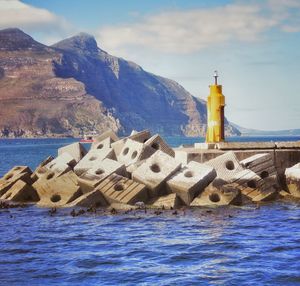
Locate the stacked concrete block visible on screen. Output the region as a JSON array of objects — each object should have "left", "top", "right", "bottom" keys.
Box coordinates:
[
  {"left": 117, "top": 139, "right": 155, "bottom": 168},
  {"left": 191, "top": 180, "right": 241, "bottom": 207},
  {"left": 92, "top": 130, "right": 119, "bottom": 149},
  {"left": 0, "top": 166, "right": 33, "bottom": 197},
  {"left": 111, "top": 130, "right": 151, "bottom": 156},
  {"left": 91, "top": 137, "right": 114, "bottom": 152},
  {"left": 285, "top": 163, "right": 300, "bottom": 198},
  {"left": 167, "top": 161, "right": 216, "bottom": 206},
  {"left": 1, "top": 180, "right": 39, "bottom": 202},
  {"left": 66, "top": 189, "right": 108, "bottom": 208},
  {"left": 132, "top": 150, "right": 182, "bottom": 197},
  {"left": 58, "top": 142, "right": 87, "bottom": 163},
  {"left": 33, "top": 171, "right": 82, "bottom": 207},
  {"left": 77, "top": 158, "right": 126, "bottom": 193},
  {"left": 151, "top": 193, "right": 182, "bottom": 209},
  {"left": 31, "top": 156, "right": 54, "bottom": 181},
  {"left": 144, "top": 134, "right": 175, "bottom": 157},
  {"left": 74, "top": 148, "right": 116, "bottom": 176},
  {"left": 96, "top": 174, "right": 148, "bottom": 205},
  {"left": 206, "top": 151, "right": 244, "bottom": 181}
]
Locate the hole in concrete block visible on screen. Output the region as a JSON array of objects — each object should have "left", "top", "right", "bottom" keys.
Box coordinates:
[
  {"left": 143, "top": 139, "right": 148, "bottom": 143},
  {"left": 247, "top": 180, "right": 257, "bottom": 188},
  {"left": 123, "top": 147, "right": 129, "bottom": 155},
  {"left": 151, "top": 143, "right": 159, "bottom": 150},
  {"left": 37, "top": 168, "right": 46, "bottom": 174},
  {"left": 95, "top": 168, "right": 105, "bottom": 175},
  {"left": 150, "top": 163, "right": 160, "bottom": 173},
  {"left": 89, "top": 156, "right": 97, "bottom": 161},
  {"left": 260, "top": 171, "right": 269, "bottom": 179},
  {"left": 46, "top": 173, "right": 54, "bottom": 180},
  {"left": 97, "top": 144, "right": 104, "bottom": 149},
  {"left": 51, "top": 194, "right": 61, "bottom": 203},
  {"left": 209, "top": 193, "right": 220, "bottom": 203},
  {"left": 225, "top": 160, "right": 235, "bottom": 170},
  {"left": 49, "top": 163, "right": 55, "bottom": 169},
  {"left": 131, "top": 151, "right": 138, "bottom": 159},
  {"left": 184, "top": 171, "right": 193, "bottom": 178},
  {"left": 114, "top": 183, "right": 124, "bottom": 191},
  {"left": 5, "top": 174, "right": 13, "bottom": 180}
]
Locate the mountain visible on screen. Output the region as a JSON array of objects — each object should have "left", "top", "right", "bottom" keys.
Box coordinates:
[
  {"left": 230, "top": 122, "right": 300, "bottom": 136},
  {"left": 0, "top": 28, "right": 240, "bottom": 138}
]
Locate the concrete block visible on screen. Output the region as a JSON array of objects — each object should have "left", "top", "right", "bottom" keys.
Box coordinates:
[
  {"left": 46, "top": 152, "right": 77, "bottom": 169},
  {"left": 190, "top": 180, "right": 241, "bottom": 207},
  {"left": 252, "top": 187, "right": 277, "bottom": 202},
  {"left": 66, "top": 189, "right": 108, "bottom": 208},
  {"left": 33, "top": 171, "right": 83, "bottom": 207},
  {"left": 74, "top": 148, "right": 116, "bottom": 176},
  {"left": 96, "top": 174, "right": 148, "bottom": 205},
  {"left": 1, "top": 180, "right": 39, "bottom": 202},
  {"left": 58, "top": 142, "right": 87, "bottom": 163},
  {"left": 167, "top": 161, "right": 216, "bottom": 206},
  {"left": 216, "top": 142, "right": 276, "bottom": 150},
  {"left": 174, "top": 150, "right": 189, "bottom": 166},
  {"left": 194, "top": 143, "right": 216, "bottom": 150},
  {"left": 91, "top": 137, "right": 114, "bottom": 151},
  {"left": 0, "top": 166, "right": 33, "bottom": 196},
  {"left": 285, "top": 163, "right": 300, "bottom": 198},
  {"left": 31, "top": 156, "right": 54, "bottom": 181},
  {"left": 206, "top": 151, "right": 244, "bottom": 181},
  {"left": 117, "top": 139, "right": 155, "bottom": 167},
  {"left": 132, "top": 150, "right": 182, "bottom": 197},
  {"left": 150, "top": 193, "right": 182, "bottom": 209},
  {"left": 144, "top": 134, "right": 175, "bottom": 157},
  {"left": 77, "top": 158, "right": 126, "bottom": 193},
  {"left": 129, "top": 129, "right": 151, "bottom": 143},
  {"left": 92, "top": 130, "right": 119, "bottom": 148}
]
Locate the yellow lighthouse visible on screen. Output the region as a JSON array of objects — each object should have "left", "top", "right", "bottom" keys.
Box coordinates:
[{"left": 206, "top": 71, "right": 225, "bottom": 143}]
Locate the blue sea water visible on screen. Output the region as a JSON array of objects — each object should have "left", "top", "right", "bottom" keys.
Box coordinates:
[{"left": 0, "top": 137, "right": 300, "bottom": 286}]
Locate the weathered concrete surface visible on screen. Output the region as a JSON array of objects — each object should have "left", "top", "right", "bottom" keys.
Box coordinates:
[
  {"left": 150, "top": 193, "right": 182, "bottom": 209},
  {"left": 77, "top": 158, "right": 126, "bottom": 193},
  {"left": 275, "top": 141, "right": 300, "bottom": 149},
  {"left": 74, "top": 148, "right": 116, "bottom": 176},
  {"left": 33, "top": 171, "right": 82, "bottom": 207},
  {"left": 96, "top": 174, "right": 148, "bottom": 205},
  {"left": 206, "top": 151, "right": 244, "bottom": 182},
  {"left": 91, "top": 130, "right": 119, "bottom": 149},
  {"left": 167, "top": 161, "right": 216, "bottom": 206},
  {"left": 31, "top": 156, "right": 54, "bottom": 181},
  {"left": 191, "top": 180, "right": 241, "bottom": 207},
  {"left": 58, "top": 142, "right": 87, "bottom": 163},
  {"left": 217, "top": 142, "right": 276, "bottom": 150},
  {"left": 285, "top": 163, "right": 300, "bottom": 198},
  {"left": 117, "top": 139, "right": 155, "bottom": 167},
  {"left": 1, "top": 179, "right": 39, "bottom": 202},
  {"left": 132, "top": 150, "right": 181, "bottom": 197},
  {"left": 144, "top": 134, "right": 175, "bottom": 157},
  {"left": 0, "top": 166, "right": 33, "bottom": 196},
  {"left": 66, "top": 188, "right": 108, "bottom": 208}
]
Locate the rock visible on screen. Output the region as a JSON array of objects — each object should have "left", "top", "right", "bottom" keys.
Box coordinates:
[
  {"left": 77, "top": 158, "right": 126, "bottom": 193},
  {"left": 117, "top": 139, "right": 155, "bottom": 167},
  {"left": 66, "top": 189, "right": 108, "bottom": 208},
  {"left": 206, "top": 151, "right": 244, "bottom": 181},
  {"left": 132, "top": 150, "right": 181, "bottom": 197},
  {"left": 285, "top": 163, "right": 300, "bottom": 198},
  {"left": 150, "top": 193, "right": 182, "bottom": 209},
  {"left": 0, "top": 166, "right": 33, "bottom": 196},
  {"left": 74, "top": 148, "right": 116, "bottom": 176},
  {"left": 191, "top": 180, "right": 241, "bottom": 207},
  {"left": 96, "top": 173, "right": 148, "bottom": 205},
  {"left": 58, "top": 142, "right": 87, "bottom": 163},
  {"left": 1, "top": 180, "right": 39, "bottom": 202},
  {"left": 144, "top": 134, "right": 175, "bottom": 157},
  {"left": 108, "top": 203, "right": 138, "bottom": 211},
  {"left": 167, "top": 161, "right": 216, "bottom": 205},
  {"left": 33, "top": 171, "right": 83, "bottom": 207}
]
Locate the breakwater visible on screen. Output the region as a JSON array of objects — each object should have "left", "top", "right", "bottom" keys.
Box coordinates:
[{"left": 0, "top": 130, "right": 300, "bottom": 210}]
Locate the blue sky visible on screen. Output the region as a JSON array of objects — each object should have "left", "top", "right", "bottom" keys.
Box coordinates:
[{"left": 1, "top": 0, "right": 300, "bottom": 130}]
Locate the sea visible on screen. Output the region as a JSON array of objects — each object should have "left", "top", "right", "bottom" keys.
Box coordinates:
[{"left": 0, "top": 136, "right": 299, "bottom": 286}]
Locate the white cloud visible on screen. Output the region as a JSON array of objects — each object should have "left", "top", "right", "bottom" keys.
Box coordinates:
[
  {"left": 96, "top": 1, "right": 300, "bottom": 55},
  {"left": 0, "top": 0, "right": 72, "bottom": 42}
]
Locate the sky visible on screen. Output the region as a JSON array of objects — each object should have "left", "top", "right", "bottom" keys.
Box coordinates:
[{"left": 1, "top": 0, "right": 300, "bottom": 131}]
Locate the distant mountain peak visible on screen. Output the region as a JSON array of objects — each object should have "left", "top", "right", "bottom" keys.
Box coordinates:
[
  {"left": 0, "top": 28, "right": 45, "bottom": 51},
  {"left": 52, "top": 32, "right": 100, "bottom": 56}
]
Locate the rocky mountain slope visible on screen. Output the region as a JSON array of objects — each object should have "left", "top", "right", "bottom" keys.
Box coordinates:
[{"left": 0, "top": 28, "right": 240, "bottom": 138}]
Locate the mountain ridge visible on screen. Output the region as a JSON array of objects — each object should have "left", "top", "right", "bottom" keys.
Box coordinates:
[{"left": 0, "top": 28, "right": 240, "bottom": 138}]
